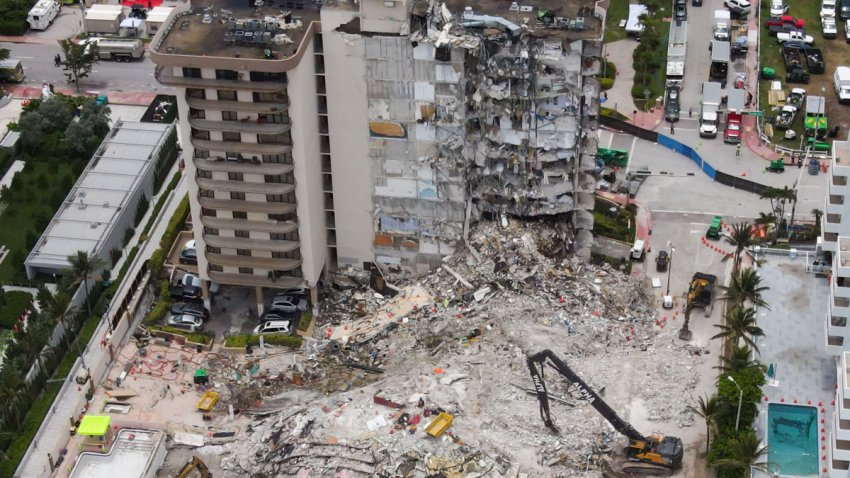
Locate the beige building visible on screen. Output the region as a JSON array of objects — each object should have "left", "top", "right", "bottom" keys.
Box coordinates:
[{"left": 151, "top": 0, "right": 604, "bottom": 303}]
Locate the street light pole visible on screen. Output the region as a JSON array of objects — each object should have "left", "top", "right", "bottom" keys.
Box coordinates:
[
  {"left": 666, "top": 242, "right": 674, "bottom": 295},
  {"left": 728, "top": 376, "right": 743, "bottom": 432}
]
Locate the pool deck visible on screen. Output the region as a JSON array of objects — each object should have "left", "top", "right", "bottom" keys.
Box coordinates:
[{"left": 752, "top": 253, "right": 833, "bottom": 478}]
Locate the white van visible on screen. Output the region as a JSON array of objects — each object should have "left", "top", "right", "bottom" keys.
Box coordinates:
[
  {"left": 253, "top": 320, "right": 292, "bottom": 335},
  {"left": 27, "top": 0, "right": 59, "bottom": 31},
  {"left": 631, "top": 239, "right": 646, "bottom": 261},
  {"left": 835, "top": 66, "right": 850, "bottom": 103}
]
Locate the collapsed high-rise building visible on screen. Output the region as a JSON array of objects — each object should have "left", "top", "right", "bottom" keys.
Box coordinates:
[{"left": 151, "top": 0, "right": 603, "bottom": 304}]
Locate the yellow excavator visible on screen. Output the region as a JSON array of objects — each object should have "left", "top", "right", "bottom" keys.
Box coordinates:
[
  {"left": 176, "top": 456, "right": 212, "bottom": 478},
  {"left": 527, "top": 350, "right": 683, "bottom": 476}
]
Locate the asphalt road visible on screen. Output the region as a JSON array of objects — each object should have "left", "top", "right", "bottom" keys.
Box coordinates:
[{"left": 1, "top": 41, "right": 175, "bottom": 95}]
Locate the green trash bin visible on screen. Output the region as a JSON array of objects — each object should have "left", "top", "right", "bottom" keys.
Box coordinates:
[{"left": 761, "top": 67, "right": 775, "bottom": 80}]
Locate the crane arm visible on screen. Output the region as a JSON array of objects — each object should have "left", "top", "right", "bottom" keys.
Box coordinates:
[{"left": 526, "top": 350, "right": 646, "bottom": 443}]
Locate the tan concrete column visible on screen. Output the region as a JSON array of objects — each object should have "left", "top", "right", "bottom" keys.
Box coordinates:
[
  {"left": 201, "top": 281, "right": 210, "bottom": 309},
  {"left": 256, "top": 286, "right": 265, "bottom": 316}
]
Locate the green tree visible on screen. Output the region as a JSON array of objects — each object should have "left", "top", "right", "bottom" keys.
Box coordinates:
[
  {"left": 713, "top": 306, "right": 765, "bottom": 353},
  {"left": 754, "top": 212, "right": 776, "bottom": 226},
  {"left": 688, "top": 394, "right": 724, "bottom": 453},
  {"left": 59, "top": 38, "right": 100, "bottom": 92},
  {"left": 785, "top": 186, "right": 799, "bottom": 234},
  {"left": 67, "top": 251, "right": 105, "bottom": 316},
  {"left": 16, "top": 321, "right": 53, "bottom": 375},
  {"left": 721, "top": 267, "right": 770, "bottom": 310},
  {"left": 42, "top": 289, "right": 77, "bottom": 349},
  {"left": 0, "top": 48, "right": 8, "bottom": 61},
  {"left": 0, "top": 370, "right": 25, "bottom": 431},
  {"left": 17, "top": 98, "right": 75, "bottom": 152},
  {"left": 724, "top": 222, "right": 755, "bottom": 270},
  {"left": 716, "top": 344, "right": 764, "bottom": 375},
  {"left": 712, "top": 429, "right": 769, "bottom": 477}
]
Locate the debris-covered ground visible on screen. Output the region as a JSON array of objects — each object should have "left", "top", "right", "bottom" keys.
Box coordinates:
[{"left": 205, "top": 221, "right": 707, "bottom": 477}]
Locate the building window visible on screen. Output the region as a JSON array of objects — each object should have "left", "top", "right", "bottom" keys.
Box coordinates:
[
  {"left": 272, "top": 251, "right": 300, "bottom": 259},
  {"left": 258, "top": 113, "right": 286, "bottom": 124},
  {"left": 258, "top": 133, "right": 289, "bottom": 144},
  {"left": 201, "top": 207, "right": 216, "bottom": 217},
  {"left": 228, "top": 172, "right": 243, "bottom": 181},
  {"left": 194, "top": 149, "right": 210, "bottom": 159},
  {"left": 186, "top": 88, "right": 205, "bottom": 99},
  {"left": 253, "top": 91, "right": 284, "bottom": 102},
  {"left": 264, "top": 174, "right": 284, "bottom": 183},
  {"left": 269, "top": 213, "right": 295, "bottom": 221},
  {"left": 235, "top": 230, "right": 249, "bottom": 238},
  {"left": 203, "top": 227, "right": 219, "bottom": 236},
  {"left": 217, "top": 90, "right": 237, "bottom": 101},
  {"left": 271, "top": 231, "right": 299, "bottom": 241},
  {"left": 191, "top": 128, "right": 210, "bottom": 140},
  {"left": 189, "top": 108, "right": 205, "bottom": 119},
  {"left": 209, "top": 264, "right": 224, "bottom": 272},
  {"left": 249, "top": 71, "right": 286, "bottom": 82},
  {"left": 237, "top": 248, "right": 251, "bottom": 256},
  {"left": 222, "top": 131, "right": 241, "bottom": 142},
  {"left": 232, "top": 211, "right": 247, "bottom": 219},
  {"left": 267, "top": 194, "right": 284, "bottom": 203},
  {"left": 221, "top": 111, "right": 238, "bottom": 121},
  {"left": 199, "top": 188, "right": 214, "bottom": 198},
  {"left": 182, "top": 67, "right": 201, "bottom": 78},
  {"left": 238, "top": 267, "right": 254, "bottom": 274},
  {"left": 262, "top": 154, "right": 282, "bottom": 163},
  {"left": 230, "top": 191, "right": 246, "bottom": 200},
  {"left": 215, "top": 69, "right": 238, "bottom": 80},
  {"left": 197, "top": 170, "right": 212, "bottom": 179},
  {"left": 206, "top": 246, "right": 221, "bottom": 254}
]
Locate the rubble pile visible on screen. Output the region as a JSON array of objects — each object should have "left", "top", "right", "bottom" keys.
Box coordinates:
[{"left": 209, "top": 221, "right": 704, "bottom": 477}]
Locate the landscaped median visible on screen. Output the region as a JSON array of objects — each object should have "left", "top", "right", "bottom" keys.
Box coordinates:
[
  {"left": 223, "top": 333, "right": 302, "bottom": 354},
  {"left": 148, "top": 325, "right": 213, "bottom": 350}
]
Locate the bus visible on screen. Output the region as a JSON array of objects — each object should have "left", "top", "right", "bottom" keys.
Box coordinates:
[{"left": 0, "top": 60, "right": 24, "bottom": 83}]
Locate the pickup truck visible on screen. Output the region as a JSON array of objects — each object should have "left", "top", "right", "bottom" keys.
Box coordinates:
[
  {"left": 765, "top": 15, "right": 805, "bottom": 28},
  {"left": 823, "top": 15, "right": 838, "bottom": 37},
  {"left": 769, "top": 24, "right": 804, "bottom": 36},
  {"left": 777, "top": 30, "right": 815, "bottom": 44},
  {"left": 723, "top": 112, "right": 742, "bottom": 143},
  {"left": 803, "top": 47, "right": 825, "bottom": 73},
  {"left": 775, "top": 105, "right": 798, "bottom": 129}
]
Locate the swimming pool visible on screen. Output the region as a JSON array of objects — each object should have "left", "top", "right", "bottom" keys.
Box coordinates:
[
  {"left": 70, "top": 429, "right": 166, "bottom": 478},
  {"left": 767, "top": 403, "right": 819, "bottom": 477}
]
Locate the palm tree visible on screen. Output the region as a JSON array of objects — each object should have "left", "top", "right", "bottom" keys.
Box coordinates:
[
  {"left": 67, "top": 251, "right": 105, "bottom": 316},
  {"left": 721, "top": 267, "right": 770, "bottom": 310},
  {"left": 724, "top": 222, "right": 754, "bottom": 270},
  {"left": 688, "top": 394, "right": 722, "bottom": 453},
  {"left": 42, "top": 289, "right": 77, "bottom": 349},
  {"left": 712, "top": 429, "right": 770, "bottom": 477},
  {"left": 785, "top": 186, "right": 799, "bottom": 233},
  {"left": 716, "top": 344, "right": 765, "bottom": 375},
  {"left": 0, "top": 371, "right": 25, "bottom": 431},
  {"left": 713, "top": 306, "right": 765, "bottom": 353},
  {"left": 754, "top": 211, "right": 776, "bottom": 226}
]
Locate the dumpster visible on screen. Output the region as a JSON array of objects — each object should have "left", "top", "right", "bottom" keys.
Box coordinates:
[
  {"left": 806, "top": 137, "right": 830, "bottom": 152},
  {"left": 197, "top": 391, "right": 219, "bottom": 411},
  {"left": 761, "top": 67, "right": 775, "bottom": 80},
  {"left": 596, "top": 147, "right": 629, "bottom": 167},
  {"left": 706, "top": 215, "right": 722, "bottom": 239},
  {"left": 96, "top": 95, "right": 108, "bottom": 106},
  {"left": 767, "top": 159, "right": 785, "bottom": 172},
  {"left": 425, "top": 412, "right": 454, "bottom": 437}
]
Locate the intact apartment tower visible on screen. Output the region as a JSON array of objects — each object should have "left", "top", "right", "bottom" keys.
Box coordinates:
[{"left": 151, "top": 0, "right": 604, "bottom": 302}]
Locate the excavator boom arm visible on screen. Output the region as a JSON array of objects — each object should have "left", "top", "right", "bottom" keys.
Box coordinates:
[{"left": 526, "top": 350, "right": 646, "bottom": 443}]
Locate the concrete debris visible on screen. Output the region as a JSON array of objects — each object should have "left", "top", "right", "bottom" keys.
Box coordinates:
[{"left": 210, "top": 221, "right": 704, "bottom": 477}]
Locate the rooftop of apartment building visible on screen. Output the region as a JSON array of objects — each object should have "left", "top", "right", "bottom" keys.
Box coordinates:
[{"left": 155, "top": 0, "right": 320, "bottom": 61}]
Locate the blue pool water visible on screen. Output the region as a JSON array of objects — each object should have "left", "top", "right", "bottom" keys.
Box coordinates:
[{"left": 767, "top": 404, "right": 819, "bottom": 477}]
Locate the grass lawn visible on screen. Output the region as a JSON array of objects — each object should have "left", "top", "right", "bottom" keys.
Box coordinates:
[
  {"left": 758, "top": 0, "right": 850, "bottom": 145},
  {"left": 0, "top": 161, "right": 75, "bottom": 282},
  {"left": 0, "top": 291, "right": 32, "bottom": 330},
  {"left": 635, "top": 19, "right": 671, "bottom": 111},
  {"left": 605, "top": 0, "right": 630, "bottom": 43}
]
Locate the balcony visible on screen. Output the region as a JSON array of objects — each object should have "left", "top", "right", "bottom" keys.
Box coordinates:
[
  {"left": 836, "top": 280, "right": 850, "bottom": 301},
  {"left": 193, "top": 157, "right": 294, "bottom": 175},
  {"left": 188, "top": 117, "right": 290, "bottom": 135},
  {"left": 208, "top": 270, "right": 303, "bottom": 289},
  {"left": 190, "top": 137, "right": 292, "bottom": 155},
  {"left": 832, "top": 175, "right": 849, "bottom": 196},
  {"left": 196, "top": 177, "right": 295, "bottom": 195},
  {"left": 198, "top": 197, "right": 295, "bottom": 214},
  {"left": 833, "top": 435, "right": 850, "bottom": 465},
  {"left": 204, "top": 235, "right": 299, "bottom": 253},
  {"left": 836, "top": 411, "right": 850, "bottom": 443},
  {"left": 155, "top": 67, "right": 285, "bottom": 92},
  {"left": 185, "top": 96, "right": 288, "bottom": 113},
  {"left": 206, "top": 253, "right": 300, "bottom": 270},
  {"left": 200, "top": 216, "right": 297, "bottom": 234}
]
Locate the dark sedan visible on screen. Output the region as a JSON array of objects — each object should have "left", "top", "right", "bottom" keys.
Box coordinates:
[
  {"left": 664, "top": 86, "right": 680, "bottom": 122},
  {"left": 179, "top": 248, "right": 197, "bottom": 265}
]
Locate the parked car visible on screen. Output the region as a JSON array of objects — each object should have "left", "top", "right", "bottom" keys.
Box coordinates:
[
  {"left": 656, "top": 251, "right": 669, "bottom": 272},
  {"left": 692, "top": 0, "right": 702, "bottom": 6},
  {"left": 181, "top": 273, "right": 220, "bottom": 294},
  {"left": 723, "top": 113, "right": 742, "bottom": 143},
  {"left": 822, "top": 0, "right": 837, "bottom": 17},
  {"left": 253, "top": 320, "right": 293, "bottom": 335},
  {"left": 770, "top": 0, "right": 789, "bottom": 16},
  {"left": 777, "top": 31, "right": 815, "bottom": 44},
  {"left": 824, "top": 15, "right": 839, "bottom": 37},
  {"left": 841, "top": 0, "right": 850, "bottom": 20},
  {"left": 664, "top": 86, "right": 680, "bottom": 122},
  {"left": 725, "top": 0, "right": 751, "bottom": 13},
  {"left": 845, "top": 19, "right": 850, "bottom": 41},
  {"left": 170, "top": 283, "right": 201, "bottom": 300},
  {"left": 764, "top": 15, "right": 805, "bottom": 29},
  {"left": 260, "top": 310, "right": 299, "bottom": 322},
  {"left": 167, "top": 314, "right": 204, "bottom": 331},
  {"left": 269, "top": 295, "right": 309, "bottom": 313},
  {"left": 275, "top": 287, "right": 310, "bottom": 299},
  {"left": 184, "top": 239, "right": 196, "bottom": 250},
  {"left": 179, "top": 248, "right": 197, "bottom": 265},
  {"left": 170, "top": 301, "right": 210, "bottom": 320},
  {"left": 768, "top": 24, "right": 805, "bottom": 37},
  {"left": 674, "top": 0, "right": 687, "bottom": 20}
]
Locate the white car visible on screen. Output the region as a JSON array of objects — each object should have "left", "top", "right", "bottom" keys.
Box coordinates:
[
  {"left": 269, "top": 296, "right": 309, "bottom": 313},
  {"left": 845, "top": 19, "right": 850, "bottom": 42},
  {"left": 184, "top": 239, "right": 196, "bottom": 251},
  {"left": 253, "top": 320, "right": 292, "bottom": 335},
  {"left": 770, "top": 0, "right": 788, "bottom": 16},
  {"left": 777, "top": 31, "right": 815, "bottom": 44},
  {"left": 822, "top": 0, "right": 837, "bottom": 17},
  {"left": 824, "top": 15, "right": 839, "bottom": 37},
  {"left": 725, "top": 0, "right": 752, "bottom": 12},
  {"left": 167, "top": 314, "right": 204, "bottom": 331}
]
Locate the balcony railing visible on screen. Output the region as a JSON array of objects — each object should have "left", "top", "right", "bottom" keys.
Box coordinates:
[
  {"left": 196, "top": 178, "right": 295, "bottom": 195},
  {"left": 200, "top": 215, "right": 298, "bottom": 234},
  {"left": 156, "top": 67, "right": 285, "bottom": 92},
  {"left": 198, "top": 197, "right": 295, "bottom": 214},
  {"left": 190, "top": 137, "right": 292, "bottom": 155},
  {"left": 193, "top": 156, "right": 294, "bottom": 175},
  {"left": 206, "top": 253, "right": 300, "bottom": 270},
  {"left": 204, "top": 235, "right": 299, "bottom": 253},
  {"left": 189, "top": 117, "right": 290, "bottom": 135},
  {"left": 208, "top": 270, "right": 303, "bottom": 289},
  {"left": 185, "top": 96, "right": 288, "bottom": 113}
]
